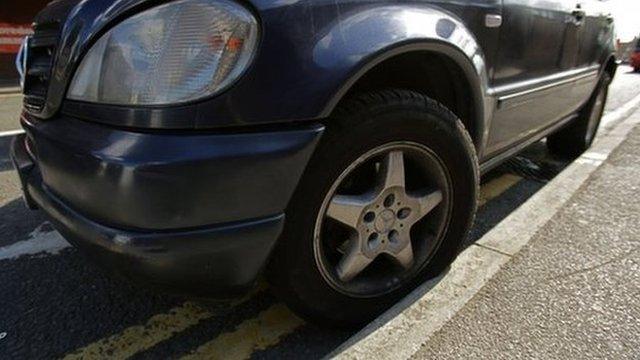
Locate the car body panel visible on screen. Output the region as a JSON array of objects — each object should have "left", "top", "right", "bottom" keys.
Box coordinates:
[
  {"left": 12, "top": 134, "right": 284, "bottom": 297},
  {"left": 20, "top": 113, "right": 323, "bottom": 230},
  {"left": 485, "top": 0, "right": 614, "bottom": 156},
  {"left": 632, "top": 52, "right": 640, "bottom": 70},
  {"left": 631, "top": 38, "right": 640, "bottom": 70}
]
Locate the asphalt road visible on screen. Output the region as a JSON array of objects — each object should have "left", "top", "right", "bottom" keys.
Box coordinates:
[{"left": 0, "top": 67, "right": 638, "bottom": 359}]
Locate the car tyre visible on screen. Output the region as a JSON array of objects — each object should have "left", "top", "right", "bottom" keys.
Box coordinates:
[
  {"left": 547, "top": 74, "right": 611, "bottom": 158},
  {"left": 267, "top": 89, "right": 479, "bottom": 327}
]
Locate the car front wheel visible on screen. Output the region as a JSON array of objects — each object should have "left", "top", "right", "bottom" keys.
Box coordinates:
[{"left": 267, "top": 90, "right": 479, "bottom": 327}]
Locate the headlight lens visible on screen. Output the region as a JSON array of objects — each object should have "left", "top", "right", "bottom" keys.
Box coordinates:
[{"left": 68, "top": 0, "right": 258, "bottom": 105}]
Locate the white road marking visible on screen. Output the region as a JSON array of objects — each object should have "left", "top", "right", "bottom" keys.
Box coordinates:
[
  {"left": 0, "top": 222, "right": 70, "bottom": 261},
  {"left": 0, "top": 129, "right": 24, "bottom": 137},
  {"left": 576, "top": 158, "right": 604, "bottom": 166}
]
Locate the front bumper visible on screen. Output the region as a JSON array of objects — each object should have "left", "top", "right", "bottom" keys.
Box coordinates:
[{"left": 12, "top": 116, "right": 323, "bottom": 297}]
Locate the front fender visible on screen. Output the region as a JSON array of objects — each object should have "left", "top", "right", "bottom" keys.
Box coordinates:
[{"left": 312, "top": 5, "right": 490, "bottom": 129}]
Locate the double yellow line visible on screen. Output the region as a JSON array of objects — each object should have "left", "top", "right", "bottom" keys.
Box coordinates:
[
  {"left": 182, "top": 303, "right": 304, "bottom": 360},
  {"left": 63, "top": 283, "right": 271, "bottom": 360},
  {"left": 63, "top": 301, "right": 214, "bottom": 359},
  {"left": 64, "top": 173, "right": 522, "bottom": 359}
]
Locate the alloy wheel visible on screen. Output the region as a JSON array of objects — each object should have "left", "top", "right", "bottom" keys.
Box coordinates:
[{"left": 313, "top": 142, "right": 453, "bottom": 298}]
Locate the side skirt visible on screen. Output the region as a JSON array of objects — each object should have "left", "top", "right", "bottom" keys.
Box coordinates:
[{"left": 479, "top": 113, "right": 577, "bottom": 175}]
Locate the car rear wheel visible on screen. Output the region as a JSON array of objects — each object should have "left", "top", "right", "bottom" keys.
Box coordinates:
[
  {"left": 547, "top": 74, "right": 610, "bottom": 158},
  {"left": 267, "top": 90, "right": 478, "bottom": 327}
]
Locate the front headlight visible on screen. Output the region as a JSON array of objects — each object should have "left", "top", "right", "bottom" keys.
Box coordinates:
[{"left": 68, "top": 0, "right": 258, "bottom": 105}]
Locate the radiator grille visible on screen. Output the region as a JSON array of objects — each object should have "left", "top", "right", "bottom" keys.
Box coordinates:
[{"left": 23, "top": 23, "right": 60, "bottom": 111}]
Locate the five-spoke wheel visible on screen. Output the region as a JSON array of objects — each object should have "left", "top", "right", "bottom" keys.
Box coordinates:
[{"left": 314, "top": 144, "right": 452, "bottom": 297}]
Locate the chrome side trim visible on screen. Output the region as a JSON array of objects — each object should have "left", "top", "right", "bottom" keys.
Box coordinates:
[
  {"left": 491, "top": 65, "right": 600, "bottom": 102},
  {"left": 498, "top": 71, "right": 598, "bottom": 106}
]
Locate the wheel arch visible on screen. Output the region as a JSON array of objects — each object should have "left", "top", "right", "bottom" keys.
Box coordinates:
[
  {"left": 314, "top": 6, "right": 491, "bottom": 154},
  {"left": 328, "top": 46, "right": 485, "bottom": 153}
]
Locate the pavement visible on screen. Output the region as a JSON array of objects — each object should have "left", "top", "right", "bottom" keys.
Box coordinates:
[
  {"left": 414, "top": 111, "right": 640, "bottom": 359},
  {"left": 0, "top": 67, "right": 638, "bottom": 359}
]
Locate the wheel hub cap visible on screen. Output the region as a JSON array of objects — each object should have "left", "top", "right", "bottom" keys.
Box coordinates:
[{"left": 374, "top": 209, "right": 396, "bottom": 233}]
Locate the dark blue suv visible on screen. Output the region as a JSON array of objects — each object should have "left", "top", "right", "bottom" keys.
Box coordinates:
[{"left": 12, "top": 0, "right": 616, "bottom": 326}]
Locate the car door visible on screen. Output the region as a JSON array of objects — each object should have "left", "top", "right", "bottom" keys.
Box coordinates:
[
  {"left": 570, "top": 0, "right": 613, "bottom": 97},
  {"left": 485, "top": 0, "right": 595, "bottom": 157},
  {"left": 575, "top": 0, "right": 613, "bottom": 67}
]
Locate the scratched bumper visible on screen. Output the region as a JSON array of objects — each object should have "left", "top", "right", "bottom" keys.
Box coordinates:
[{"left": 11, "top": 115, "right": 323, "bottom": 297}]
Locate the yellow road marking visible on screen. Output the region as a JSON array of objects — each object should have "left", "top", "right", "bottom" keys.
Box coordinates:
[
  {"left": 181, "top": 303, "right": 304, "bottom": 360},
  {"left": 479, "top": 174, "right": 522, "bottom": 206},
  {"left": 64, "top": 283, "right": 265, "bottom": 359},
  {"left": 64, "top": 301, "right": 212, "bottom": 360}
]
